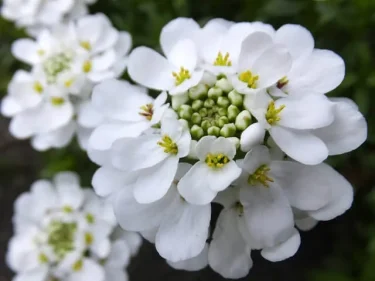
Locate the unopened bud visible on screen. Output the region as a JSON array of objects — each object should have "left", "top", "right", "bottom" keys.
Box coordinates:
[
  {"left": 217, "top": 116, "right": 229, "bottom": 127},
  {"left": 188, "top": 84, "right": 207, "bottom": 100},
  {"left": 191, "top": 125, "right": 204, "bottom": 140},
  {"left": 179, "top": 104, "right": 193, "bottom": 120},
  {"left": 228, "top": 90, "right": 243, "bottom": 107},
  {"left": 217, "top": 96, "right": 230, "bottom": 108},
  {"left": 220, "top": 123, "right": 236, "bottom": 137},
  {"left": 227, "top": 105, "right": 240, "bottom": 121},
  {"left": 208, "top": 87, "right": 223, "bottom": 100},
  {"left": 215, "top": 78, "right": 233, "bottom": 93},
  {"left": 201, "top": 120, "right": 211, "bottom": 131},
  {"left": 192, "top": 100, "right": 204, "bottom": 111},
  {"left": 207, "top": 126, "right": 220, "bottom": 137},
  {"left": 172, "top": 93, "right": 189, "bottom": 110},
  {"left": 218, "top": 107, "right": 227, "bottom": 116},
  {"left": 191, "top": 112, "right": 202, "bottom": 124},
  {"left": 199, "top": 107, "right": 208, "bottom": 117},
  {"left": 204, "top": 98, "right": 215, "bottom": 108},
  {"left": 235, "top": 110, "right": 252, "bottom": 131},
  {"left": 227, "top": 137, "right": 240, "bottom": 149}
]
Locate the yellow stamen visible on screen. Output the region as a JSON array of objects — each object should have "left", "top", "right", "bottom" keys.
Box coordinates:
[
  {"left": 33, "top": 81, "right": 44, "bottom": 93},
  {"left": 51, "top": 97, "right": 65, "bottom": 106},
  {"left": 277, "top": 76, "right": 289, "bottom": 89},
  {"left": 265, "top": 100, "right": 285, "bottom": 125},
  {"left": 205, "top": 153, "right": 229, "bottom": 168},
  {"left": 37, "top": 49, "right": 45, "bottom": 56},
  {"left": 214, "top": 52, "right": 232, "bottom": 66},
  {"left": 64, "top": 79, "right": 74, "bottom": 88},
  {"left": 82, "top": 60, "right": 92, "bottom": 73},
  {"left": 72, "top": 260, "right": 83, "bottom": 272},
  {"left": 139, "top": 104, "right": 153, "bottom": 121},
  {"left": 172, "top": 67, "right": 191, "bottom": 86},
  {"left": 62, "top": 205, "right": 73, "bottom": 213},
  {"left": 248, "top": 165, "right": 274, "bottom": 187},
  {"left": 157, "top": 135, "right": 178, "bottom": 155},
  {"left": 85, "top": 232, "right": 94, "bottom": 246},
  {"left": 86, "top": 213, "right": 95, "bottom": 224},
  {"left": 39, "top": 253, "right": 48, "bottom": 264},
  {"left": 239, "top": 70, "right": 259, "bottom": 89},
  {"left": 80, "top": 41, "right": 92, "bottom": 51}
]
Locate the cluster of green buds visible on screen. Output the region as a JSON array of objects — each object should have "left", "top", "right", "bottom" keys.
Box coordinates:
[
  {"left": 47, "top": 221, "right": 77, "bottom": 260},
  {"left": 172, "top": 77, "right": 252, "bottom": 141},
  {"left": 43, "top": 52, "right": 73, "bottom": 84}
]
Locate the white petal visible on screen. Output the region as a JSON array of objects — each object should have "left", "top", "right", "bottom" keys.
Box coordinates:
[
  {"left": 210, "top": 137, "right": 237, "bottom": 159},
  {"left": 67, "top": 259, "right": 105, "bottom": 281},
  {"left": 253, "top": 45, "right": 292, "bottom": 89},
  {"left": 77, "top": 101, "right": 105, "bottom": 128},
  {"left": 111, "top": 135, "right": 168, "bottom": 171},
  {"left": 276, "top": 94, "right": 334, "bottom": 129},
  {"left": 238, "top": 32, "right": 273, "bottom": 71},
  {"left": 92, "top": 166, "right": 135, "bottom": 197},
  {"left": 270, "top": 126, "right": 328, "bottom": 165},
  {"left": 295, "top": 216, "right": 318, "bottom": 231},
  {"left": 105, "top": 268, "right": 128, "bottom": 281},
  {"left": 1, "top": 96, "right": 23, "bottom": 117},
  {"left": 55, "top": 175, "right": 84, "bottom": 209},
  {"left": 128, "top": 47, "right": 175, "bottom": 91},
  {"left": 208, "top": 209, "right": 252, "bottom": 279},
  {"left": 156, "top": 198, "right": 210, "bottom": 262},
  {"left": 195, "top": 136, "right": 217, "bottom": 160},
  {"left": 114, "top": 32, "right": 132, "bottom": 57},
  {"left": 167, "top": 244, "right": 208, "bottom": 271},
  {"left": 313, "top": 99, "right": 367, "bottom": 155},
  {"left": 240, "top": 183, "right": 294, "bottom": 249},
  {"left": 271, "top": 161, "right": 354, "bottom": 219},
  {"left": 13, "top": 267, "right": 49, "bottom": 281},
  {"left": 133, "top": 157, "right": 179, "bottom": 203},
  {"left": 240, "top": 123, "right": 266, "bottom": 152},
  {"left": 275, "top": 24, "right": 314, "bottom": 62},
  {"left": 177, "top": 163, "right": 223, "bottom": 205},
  {"left": 240, "top": 145, "right": 271, "bottom": 174},
  {"left": 261, "top": 228, "right": 301, "bottom": 262},
  {"left": 54, "top": 171, "right": 80, "bottom": 187},
  {"left": 169, "top": 70, "right": 204, "bottom": 96},
  {"left": 12, "top": 39, "right": 39, "bottom": 65},
  {"left": 160, "top": 17, "right": 200, "bottom": 56},
  {"left": 114, "top": 186, "right": 176, "bottom": 232},
  {"left": 167, "top": 39, "right": 197, "bottom": 70},
  {"left": 89, "top": 121, "right": 148, "bottom": 153}
]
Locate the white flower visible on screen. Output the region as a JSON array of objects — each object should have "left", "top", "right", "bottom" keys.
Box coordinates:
[
  {"left": 128, "top": 40, "right": 204, "bottom": 95},
  {"left": 178, "top": 136, "right": 242, "bottom": 205},
  {"left": 245, "top": 90, "right": 335, "bottom": 165},
  {"left": 111, "top": 117, "right": 191, "bottom": 203},
  {"left": 2, "top": 14, "right": 132, "bottom": 151},
  {"left": 87, "top": 79, "right": 168, "bottom": 165},
  {"left": 7, "top": 172, "right": 140, "bottom": 281},
  {"left": 1, "top": 0, "right": 98, "bottom": 33},
  {"left": 110, "top": 163, "right": 210, "bottom": 262}
]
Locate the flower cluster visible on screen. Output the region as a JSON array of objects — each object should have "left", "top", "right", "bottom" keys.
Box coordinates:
[
  {"left": 1, "top": 0, "right": 97, "bottom": 35},
  {"left": 7, "top": 172, "right": 142, "bottom": 281},
  {"left": 87, "top": 18, "right": 367, "bottom": 278},
  {"left": 1, "top": 13, "right": 132, "bottom": 151}
]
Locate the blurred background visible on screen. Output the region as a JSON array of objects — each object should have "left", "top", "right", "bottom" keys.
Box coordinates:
[{"left": 0, "top": 0, "right": 374, "bottom": 280}]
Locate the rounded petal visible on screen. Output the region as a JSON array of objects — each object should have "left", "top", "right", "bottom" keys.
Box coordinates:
[
  {"left": 208, "top": 209, "right": 252, "bottom": 279},
  {"left": 92, "top": 167, "right": 134, "bottom": 197},
  {"left": 313, "top": 99, "right": 367, "bottom": 155},
  {"left": 67, "top": 259, "right": 105, "bottom": 281},
  {"left": 167, "top": 39, "right": 197, "bottom": 70},
  {"left": 106, "top": 240, "right": 131, "bottom": 268},
  {"left": 270, "top": 126, "right": 328, "bottom": 165},
  {"left": 77, "top": 101, "right": 105, "bottom": 128},
  {"left": 12, "top": 39, "right": 39, "bottom": 65},
  {"left": 240, "top": 145, "right": 271, "bottom": 174},
  {"left": 167, "top": 244, "right": 208, "bottom": 271},
  {"left": 240, "top": 183, "right": 295, "bottom": 249},
  {"left": 240, "top": 123, "right": 266, "bottom": 152},
  {"left": 160, "top": 18, "right": 200, "bottom": 56},
  {"left": 156, "top": 199, "right": 210, "bottom": 262},
  {"left": 128, "top": 47, "right": 175, "bottom": 91}
]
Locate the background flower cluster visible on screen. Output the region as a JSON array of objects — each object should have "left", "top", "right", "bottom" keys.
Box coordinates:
[{"left": 0, "top": 0, "right": 374, "bottom": 281}]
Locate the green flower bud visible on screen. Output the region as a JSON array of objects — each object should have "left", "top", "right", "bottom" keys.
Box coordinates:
[
  {"left": 172, "top": 92, "right": 189, "bottom": 110},
  {"left": 191, "top": 125, "right": 204, "bottom": 140},
  {"left": 227, "top": 105, "right": 240, "bottom": 121},
  {"left": 215, "top": 78, "right": 233, "bottom": 93},
  {"left": 228, "top": 90, "right": 243, "bottom": 107},
  {"left": 217, "top": 116, "right": 229, "bottom": 127},
  {"left": 207, "top": 87, "right": 223, "bottom": 100},
  {"left": 207, "top": 126, "right": 220, "bottom": 136},
  {"left": 192, "top": 100, "right": 204, "bottom": 111},
  {"left": 191, "top": 112, "right": 202, "bottom": 124},
  {"left": 235, "top": 110, "right": 252, "bottom": 131},
  {"left": 218, "top": 108, "right": 227, "bottom": 116},
  {"left": 201, "top": 72, "right": 217, "bottom": 87},
  {"left": 178, "top": 119, "right": 189, "bottom": 130},
  {"left": 188, "top": 84, "right": 207, "bottom": 100},
  {"left": 217, "top": 96, "right": 230, "bottom": 108},
  {"left": 204, "top": 98, "right": 215, "bottom": 108},
  {"left": 220, "top": 123, "right": 236, "bottom": 137},
  {"left": 179, "top": 104, "right": 193, "bottom": 120},
  {"left": 201, "top": 120, "right": 211, "bottom": 131},
  {"left": 227, "top": 137, "right": 240, "bottom": 149},
  {"left": 199, "top": 108, "right": 208, "bottom": 117}
]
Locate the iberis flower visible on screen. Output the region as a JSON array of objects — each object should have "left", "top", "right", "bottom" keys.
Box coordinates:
[
  {"left": 87, "top": 18, "right": 367, "bottom": 278},
  {"left": 1, "top": 0, "right": 98, "bottom": 35},
  {"left": 7, "top": 172, "right": 142, "bottom": 281},
  {"left": 1, "top": 13, "right": 132, "bottom": 151}
]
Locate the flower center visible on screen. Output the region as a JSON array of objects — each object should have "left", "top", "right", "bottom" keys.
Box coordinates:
[
  {"left": 47, "top": 221, "right": 77, "bottom": 260},
  {"left": 172, "top": 67, "right": 191, "bottom": 86},
  {"left": 239, "top": 70, "right": 259, "bottom": 89},
  {"left": 265, "top": 101, "right": 285, "bottom": 125},
  {"left": 173, "top": 78, "right": 252, "bottom": 141},
  {"left": 247, "top": 165, "right": 274, "bottom": 187},
  {"left": 205, "top": 153, "right": 229, "bottom": 168},
  {"left": 43, "top": 52, "right": 72, "bottom": 83},
  {"left": 82, "top": 60, "right": 92, "bottom": 73},
  {"left": 157, "top": 135, "right": 178, "bottom": 154},
  {"left": 139, "top": 103, "right": 153, "bottom": 120},
  {"left": 214, "top": 52, "right": 232, "bottom": 66},
  {"left": 51, "top": 97, "right": 65, "bottom": 106},
  {"left": 80, "top": 41, "right": 92, "bottom": 51},
  {"left": 33, "top": 81, "right": 44, "bottom": 94},
  {"left": 277, "top": 76, "right": 289, "bottom": 89}
]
